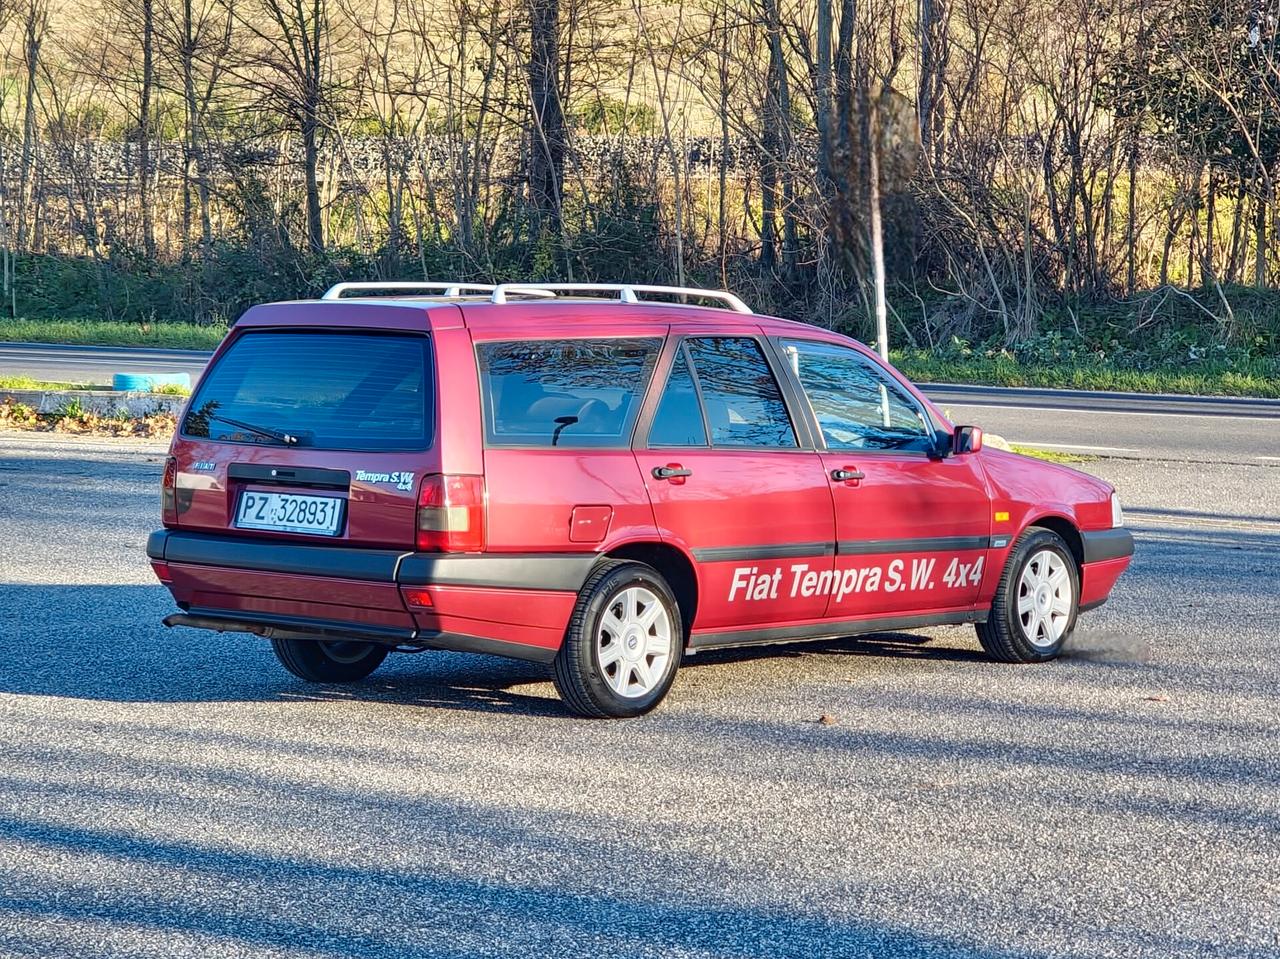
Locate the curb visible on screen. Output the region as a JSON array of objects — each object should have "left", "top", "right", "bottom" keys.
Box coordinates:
[{"left": 1, "top": 388, "right": 187, "bottom": 417}]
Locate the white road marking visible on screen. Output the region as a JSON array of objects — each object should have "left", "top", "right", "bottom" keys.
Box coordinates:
[
  {"left": 1257, "top": 456, "right": 1280, "bottom": 462},
  {"left": 950, "top": 402, "right": 1270, "bottom": 420},
  {"left": 1018, "top": 442, "right": 1140, "bottom": 453}
]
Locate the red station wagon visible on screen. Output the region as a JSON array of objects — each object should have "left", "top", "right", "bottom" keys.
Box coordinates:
[{"left": 148, "top": 282, "right": 1135, "bottom": 717}]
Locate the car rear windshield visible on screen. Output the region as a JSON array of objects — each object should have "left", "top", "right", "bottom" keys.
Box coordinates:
[
  {"left": 183, "top": 331, "right": 433, "bottom": 451},
  {"left": 476, "top": 337, "right": 661, "bottom": 448}
]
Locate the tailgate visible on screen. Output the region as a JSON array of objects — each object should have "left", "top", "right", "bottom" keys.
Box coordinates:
[{"left": 169, "top": 328, "right": 437, "bottom": 550}]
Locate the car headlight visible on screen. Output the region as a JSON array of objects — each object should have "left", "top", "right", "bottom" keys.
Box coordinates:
[{"left": 1111, "top": 493, "right": 1124, "bottom": 529}]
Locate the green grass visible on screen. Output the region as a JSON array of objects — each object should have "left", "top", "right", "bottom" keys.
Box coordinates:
[
  {"left": 892, "top": 350, "right": 1280, "bottom": 398},
  {"left": 0, "top": 318, "right": 227, "bottom": 351},
  {"left": 0, "top": 374, "right": 190, "bottom": 396},
  {"left": 1008, "top": 444, "right": 1098, "bottom": 465},
  {"left": 1, "top": 316, "right": 1276, "bottom": 398},
  {"left": 0, "top": 375, "right": 87, "bottom": 391}
]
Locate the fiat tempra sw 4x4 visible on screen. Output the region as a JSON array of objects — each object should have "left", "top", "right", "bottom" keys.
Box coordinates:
[{"left": 149, "top": 282, "right": 1134, "bottom": 717}]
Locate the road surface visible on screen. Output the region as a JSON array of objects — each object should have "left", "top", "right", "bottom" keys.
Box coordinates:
[
  {"left": 0, "top": 430, "right": 1276, "bottom": 958},
  {"left": 2, "top": 341, "right": 1278, "bottom": 463}
]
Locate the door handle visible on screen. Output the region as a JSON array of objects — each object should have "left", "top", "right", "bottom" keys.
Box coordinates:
[
  {"left": 831, "top": 468, "right": 865, "bottom": 483},
  {"left": 652, "top": 465, "right": 693, "bottom": 481}
]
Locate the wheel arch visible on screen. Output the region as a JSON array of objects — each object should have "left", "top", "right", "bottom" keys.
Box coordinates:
[
  {"left": 602, "top": 540, "right": 699, "bottom": 638},
  {"left": 1024, "top": 512, "right": 1084, "bottom": 570}
]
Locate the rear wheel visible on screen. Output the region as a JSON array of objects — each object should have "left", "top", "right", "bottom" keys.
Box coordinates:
[
  {"left": 552, "top": 561, "right": 683, "bottom": 718},
  {"left": 976, "top": 528, "right": 1079, "bottom": 663},
  {"left": 270, "top": 637, "right": 389, "bottom": 682}
]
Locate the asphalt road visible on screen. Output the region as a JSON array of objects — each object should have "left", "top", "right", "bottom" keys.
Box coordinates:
[
  {"left": 0, "top": 430, "right": 1277, "bottom": 958},
  {"left": 3, "top": 341, "right": 1278, "bottom": 463},
  {"left": 0, "top": 342, "right": 212, "bottom": 384}
]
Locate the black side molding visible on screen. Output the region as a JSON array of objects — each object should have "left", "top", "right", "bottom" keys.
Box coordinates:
[
  {"left": 692, "top": 542, "right": 835, "bottom": 563},
  {"left": 397, "top": 553, "right": 598, "bottom": 591},
  {"left": 1080, "top": 528, "right": 1135, "bottom": 564},
  {"left": 837, "top": 535, "right": 989, "bottom": 555}
]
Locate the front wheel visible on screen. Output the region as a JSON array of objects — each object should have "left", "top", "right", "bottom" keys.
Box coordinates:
[
  {"left": 976, "top": 528, "right": 1080, "bottom": 663},
  {"left": 270, "top": 637, "right": 389, "bottom": 682},
  {"left": 552, "top": 561, "right": 683, "bottom": 718}
]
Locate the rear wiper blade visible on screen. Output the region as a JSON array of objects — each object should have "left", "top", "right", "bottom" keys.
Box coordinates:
[{"left": 208, "top": 413, "right": 299, "bottom": 446}]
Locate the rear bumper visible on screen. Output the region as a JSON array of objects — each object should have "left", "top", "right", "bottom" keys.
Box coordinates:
[{"left": 147, "top": 530, "right": 591, "bottom": 663}]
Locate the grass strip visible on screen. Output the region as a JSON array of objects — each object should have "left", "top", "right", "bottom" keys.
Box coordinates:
[{"left": 0, "top": 318, "right": 227, "bottom": 351}]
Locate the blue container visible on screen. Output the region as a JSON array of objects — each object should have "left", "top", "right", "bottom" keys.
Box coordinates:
[{"left": 112, "top": 372, "right": 191, "bottom": 392}]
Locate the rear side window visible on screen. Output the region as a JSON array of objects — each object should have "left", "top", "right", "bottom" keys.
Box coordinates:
[
  {"left": 477, "top": 338, "right": 660, "bottom": 448},
  {"left": 183, "top": 331, "right": 432, "bottom": 451},
  {"left": 685, "top": 337, "right": 797, "bottom": 448}
]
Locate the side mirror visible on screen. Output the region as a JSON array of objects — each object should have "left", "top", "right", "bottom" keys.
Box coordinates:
[{"left": 953, "top": 425, "right": 983, "bottom": 454}]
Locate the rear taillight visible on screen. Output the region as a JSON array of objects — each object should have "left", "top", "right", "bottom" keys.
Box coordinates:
[
  {"left": 150, "top": 561, "right": 173, "bottom": 584},
  {"left": 161, "top": 456, "right": 178, "bottom": 524},
  {"left": 416, "top": 474, "right": 485, "bottom": 552}
]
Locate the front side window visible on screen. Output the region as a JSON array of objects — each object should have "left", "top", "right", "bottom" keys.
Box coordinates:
[
  {"left": 782, "top": 339, "right": 934, "bottom": 453},
  {"left": 685, "top": 337, "right": 797, "bottom": 448},
  {"left": 183, "top": 331, "right": 432, "bottom": 451},
  {"left": 477, "top": 338, "right": 660, "bottom": 447}
]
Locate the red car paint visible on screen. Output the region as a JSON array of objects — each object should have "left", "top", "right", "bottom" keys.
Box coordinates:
[{"left": 149, "top": 294, "right": 1133, "bottom": 669}]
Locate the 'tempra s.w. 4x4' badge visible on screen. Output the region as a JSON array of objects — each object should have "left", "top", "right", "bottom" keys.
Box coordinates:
[{"left": 355, "top": 469, "right": 415, "bottom": 492}]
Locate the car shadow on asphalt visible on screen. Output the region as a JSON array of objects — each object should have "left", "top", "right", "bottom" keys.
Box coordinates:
[
  {"left": 686, "top": 631, "right": 989, "bottom": 669},
  {"left": 1, "top": 583, "right": 996, "bottom": 718}
]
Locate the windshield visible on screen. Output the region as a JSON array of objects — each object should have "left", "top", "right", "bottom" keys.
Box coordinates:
[{"left": 183, "top": 331, "right": 434, "bottom": 451}]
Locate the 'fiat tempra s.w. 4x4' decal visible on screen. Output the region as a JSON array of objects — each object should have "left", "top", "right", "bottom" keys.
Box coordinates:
[{"left": 729, "top": 556, "right": 986, "bottom": 605}]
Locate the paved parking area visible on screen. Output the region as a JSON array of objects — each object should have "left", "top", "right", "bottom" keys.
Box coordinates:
[{"left": 0, "top": 432, "right": 1277, "bottom": 958}]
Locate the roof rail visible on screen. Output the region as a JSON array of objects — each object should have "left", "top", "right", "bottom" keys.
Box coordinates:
[
  {"left": 490, "top": 283, "right": 752, "bottom": 314},
  {"left": 321, "top": 281, "right": 499, "bottom": 300}
]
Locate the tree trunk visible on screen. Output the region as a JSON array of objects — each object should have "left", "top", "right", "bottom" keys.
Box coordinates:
[
  {"left": 1255, "top": 178, "right": 1267, "bottom": 288},
  {"left": 180, "top": 0, "right": 214, "bottom": 254},
  {"left": 760, "top": 0, "right": 785, "bottom": 271},
  {"left": 716, "top": 0, "right": 729, "bottom": 285},
  {"left": 1203, "top": 167, "right": 1215, "bottom": 285},
  {"left": 139, "top": 0, "right": 156, "bottom": 259},
  {"left": 17, "top": 2, "right": 46, "bottom": 252},
  {"left": 528, "top": 0, "right": 565, "bottom": 237},
  {"left": 1125, "top": 134, "right": 1137, "bottom": 294}
]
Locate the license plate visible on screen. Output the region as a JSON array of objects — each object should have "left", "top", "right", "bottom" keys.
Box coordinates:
[{"left": 235, "top": 491, "right": 344, "bottom": 536}]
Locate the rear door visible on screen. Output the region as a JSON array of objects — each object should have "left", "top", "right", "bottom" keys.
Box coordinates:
[
  {"left": 474, "top": 331, "right": 665, "bottom": 552},
  {"left": 174, "top": 328, "right": 437, "bottom": 549},
  {"left": 634, "top": 334, "right": 835, "bottom": 632},
  {"left": 777, "top": 337, "right": 992, "bottom": 619}
]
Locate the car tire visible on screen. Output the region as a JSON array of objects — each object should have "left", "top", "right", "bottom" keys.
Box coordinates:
[
  {"left": 552, "top": 560, "right": 684, "bottom": 718},
  {"left": 976, "top": 527, "right": 1080, "bottom": 663},
  {"left": 270, "top": 637, "right": 390, "bottom": 682}
]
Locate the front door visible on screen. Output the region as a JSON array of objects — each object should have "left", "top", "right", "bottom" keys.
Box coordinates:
[
  {"left": 777, "top": 338, "right": 993, "bottom": 620},
  {"left": 635, "top": 335, "right": 835, "bottom": 632}
]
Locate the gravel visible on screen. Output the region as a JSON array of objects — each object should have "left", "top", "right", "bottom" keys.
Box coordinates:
[{"left": 0, "top": 432, "right": 1277, "bottom": 958}]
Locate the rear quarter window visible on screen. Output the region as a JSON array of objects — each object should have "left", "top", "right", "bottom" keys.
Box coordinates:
[
  {"left": 477, "top": 338, "right": 661, "bottom": 448},
  {"left": 183, "top": 331, "right": 433, "bottom": 451}
]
